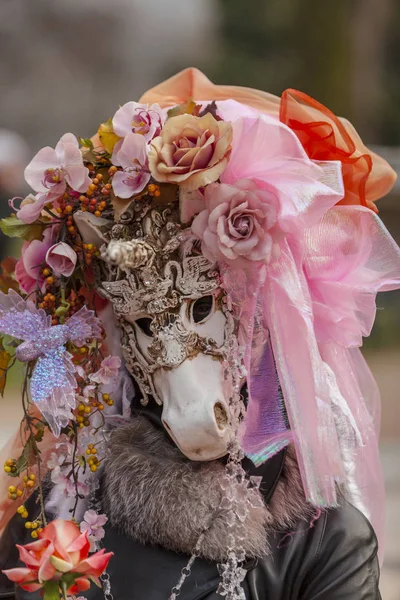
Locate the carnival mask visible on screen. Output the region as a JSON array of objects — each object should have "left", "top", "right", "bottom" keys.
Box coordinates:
[{"left": 86, "top": 196, "right": 244, "bottom": 461}]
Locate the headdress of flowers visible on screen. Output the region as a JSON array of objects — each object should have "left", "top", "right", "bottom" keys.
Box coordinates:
[{"left": 0, "top": 68, "right": 399, "bottom": 598}]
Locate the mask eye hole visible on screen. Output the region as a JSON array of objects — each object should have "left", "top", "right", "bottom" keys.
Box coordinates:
[
  {"left": 191, "top": 295, "right": 214, "bottom": 324},
  {"left": 135, "top": 317, "right": 154, "bottom": 337}
]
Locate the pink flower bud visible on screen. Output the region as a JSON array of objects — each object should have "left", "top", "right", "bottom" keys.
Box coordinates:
[{"left": 45, "top": 242, "right": 77, "bottom": 277}]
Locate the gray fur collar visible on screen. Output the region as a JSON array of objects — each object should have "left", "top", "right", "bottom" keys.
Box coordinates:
[{"left": 102, "top": 417, "right": 312, "bottom": 562}]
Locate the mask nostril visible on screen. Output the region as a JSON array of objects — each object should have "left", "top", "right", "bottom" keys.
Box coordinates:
[{"left": 214, "top": 402, "right": 228, "bottom": 430}]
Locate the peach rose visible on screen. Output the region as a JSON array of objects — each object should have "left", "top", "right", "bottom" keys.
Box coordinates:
[
  {"left": 2, "top": 519, "right": 113, "bottom": 595},
  {"left": 148, "top": 113, "right": 232, "bottom": 191}
]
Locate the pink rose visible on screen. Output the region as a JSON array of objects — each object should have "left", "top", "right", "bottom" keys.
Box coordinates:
[
  {"left": 15, "top": 227, "right": 56, "bottom": 294},
  {"left": 2, "top": 519, "right": 113, "bottom": 595},
  {"left": 192, "top": 179, "right": 279, "bottom": 264},
  {"left": 45, "top": 242, "right": 77, "bottom": 277}
]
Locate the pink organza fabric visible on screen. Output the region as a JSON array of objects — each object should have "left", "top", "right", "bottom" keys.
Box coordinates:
[{"left": 215, "top": 109, "right": 400, "bottom": 561}]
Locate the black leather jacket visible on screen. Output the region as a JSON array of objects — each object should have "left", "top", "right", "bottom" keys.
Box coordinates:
[
  {"left": 88, "top": 502, "right": 381, "bottom": 599},
  {"left": 0, "top": 449, "right": 381, "bottom": 599}
]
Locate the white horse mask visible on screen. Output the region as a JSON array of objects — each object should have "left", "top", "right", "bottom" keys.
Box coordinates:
[{"left": 93, "top": 198, "right": 244, "bottom": 461}]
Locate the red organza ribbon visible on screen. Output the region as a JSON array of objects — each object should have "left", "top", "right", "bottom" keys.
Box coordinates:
[{"left": 281, "top": 89, "right": 376, "bottom": 211}]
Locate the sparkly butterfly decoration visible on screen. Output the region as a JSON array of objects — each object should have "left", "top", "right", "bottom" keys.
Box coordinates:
[{"left": 0, "top": 290, "right": 102, "bottom": 436}]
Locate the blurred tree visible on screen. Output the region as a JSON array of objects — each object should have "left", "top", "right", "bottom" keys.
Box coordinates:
[
  {"left": 350, "top": 0, "right": 396, "bottom": 143},
  {"left": 209, "top": 0, "right": 352, "bottom": 115},
  {"left": 382, "top": 4, "right": 400, "bottom": 146},
  {"left": 209, "top": 0, "right": 400, "bottom": 144},
  {"left": 207, "top": 0, "right": 297, "bottom": 93},
  {"left": 290, "top": 0, "right": 352, "bottom": 118}
]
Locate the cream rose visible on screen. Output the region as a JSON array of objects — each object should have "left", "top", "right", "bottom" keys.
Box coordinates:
[{"left": 148, "top": 113, "right": 232, "bottom": 191}]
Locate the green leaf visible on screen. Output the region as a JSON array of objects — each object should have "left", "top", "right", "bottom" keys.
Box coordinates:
[
  {"left": 34, "top": 428, "right": 44, "bottom": 442},
  {"left": 79, "top": 137, "right": 94, "bottom": 150},
  {"left": 11, "top": 451, "right": 28, "bottom": 478},
  {"left": 8, "top": 434, "right": 41, "bottom": 477},
  {"left": 43, "top": 580, "right": 61, "bottom": 600},
  {"left": 1, "top": 257, "right": 17, "bottom": 275},
  {"left": 0, "top": 217, "right": 46, "bottom": 241},
  {"left": 60, "top": 573, "right": 78, "bottom": 588},
  {"left": 3, "top": 336, "right": 20, "bottom": 348},
  {"left": 167, "top": 99, "right": 199, "bottom": 118},
  {"left": 98, "top": 118, "right": 121, "bottom": 154},
  {"left": 0, "top": 337, "right": 12, "bottom": 396}
]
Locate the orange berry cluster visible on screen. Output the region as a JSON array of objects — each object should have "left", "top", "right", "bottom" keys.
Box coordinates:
[
  {"left": 37, "top": 283, "right": 59, "bottom": 324},
  {"left": 147, "top": 183, "right": 161, "bottom": 197},
  {"left": 74, "top": 392, "right": 114, "bottom": 428},
  {"left": 55, "top": 193, "right": 77, "bottom": 223},
  {"left": 23, "top": 514, "right": 43, "bottom": 538},
  {"left": 86, "top": 445, "right": 101, "bottom": 472},
  {"left": 3, "top": 458, "right": 17, "bottom": 474},
  {"left": 41, "top": 267, "right": 54, "bottom": 288},
  {"left": 23, "top": 473, "right": 36, "bottom": 489},
  {"left": 67, "top": 291, "right": 85, "bottom": 315},
  {"left": 7, "top": 485, "right": 23, "bottom": 500},
  {"left": 76, "top": 402, "right": 92, "bottom": 428},
  {"left": 38, "top": 292, "right": 56, "bottom": 311},
  {"left": 17, "top": 504, "right": 29, "bottom": 519},
  {"left": 83, "top": 243, "right": 100, "bottom": 266},
  {"left": 65, "top": 207, "right": 77, "bottom": 235},
  {"left": 102, "top": 393, "right": 114, "bottom": 407},
  {"left": 80, "top": 172, "right": 111, "bottom": 217}
]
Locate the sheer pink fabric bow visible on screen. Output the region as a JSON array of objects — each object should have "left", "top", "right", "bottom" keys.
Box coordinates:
[{"left": 213, "top": 110, "right": 400, "bottom": 552}]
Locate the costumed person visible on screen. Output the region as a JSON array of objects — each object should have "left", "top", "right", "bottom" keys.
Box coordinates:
[{"left": 0, "top": 68, "right": 399, "bottom": 600}]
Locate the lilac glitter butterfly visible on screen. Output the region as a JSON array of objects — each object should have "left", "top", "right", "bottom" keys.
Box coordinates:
[{"left": 0, "top": 290, "right": 102, "bottom": 436}]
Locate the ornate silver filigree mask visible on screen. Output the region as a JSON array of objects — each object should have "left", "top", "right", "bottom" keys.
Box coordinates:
[{"left": 99, "top": 197, "right": 242, "bottom": 460}]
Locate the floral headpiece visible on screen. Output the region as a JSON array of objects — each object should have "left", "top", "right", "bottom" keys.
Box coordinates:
[{"left": 0, "top": 68, "right": 399, "bottom": 598}]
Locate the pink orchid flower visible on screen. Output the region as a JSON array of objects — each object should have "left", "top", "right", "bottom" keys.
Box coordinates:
[
  {"left": 80, "top": 510, "right": 108, "bottom": 550},
  {"left": 90, "top": 355, "right": 121, "bottom": 385},
  {"left": 11, "top": 193, "right": 51, "bottom": 225},
  {"left": 111, "top": 133, "right": 150, "bottom": 198},
  {"left": 2, "top": 519, "right": 113, "bottom": 595},
  {"left": 24, "top": 133, "right": 91, "bottom": 196},
  {"left": 15, "top": 227, "right": 56, "bottom": 295},
  {"left": 112, "top": 101, "right": 165, "bottom": 142},
  {"left": 46, "top": 451, "right": 66, "bottom": 471},
  {"left": 45, "top": 242, "right": 77, "bottom": 277},
  {"left": 82, "top": 385, "right": 96, "bottom": 398},
  {"left": 51, "top": 467, "right": 89, "bottom": 499}
]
